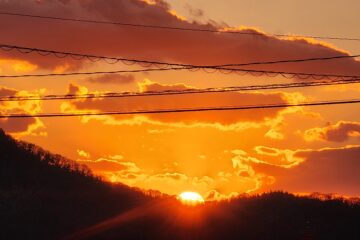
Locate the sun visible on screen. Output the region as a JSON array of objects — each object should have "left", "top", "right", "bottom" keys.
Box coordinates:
[{"left": 178, "top": 192, "right": 205, "bottom": 205}]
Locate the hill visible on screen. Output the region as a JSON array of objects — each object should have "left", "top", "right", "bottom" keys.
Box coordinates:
[
  {"left": 1, "top": 129, "right": 360, "bottom": 240},
  {"left": 0, "top": 129, "right": 153, "bottom": 239}
]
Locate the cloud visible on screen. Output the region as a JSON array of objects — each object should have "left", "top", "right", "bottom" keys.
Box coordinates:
[
  {"left": 0, "top": 59, "right": 38, "bottom": 73},
  {"left": 253, "top": 145, "right": 360, "bottom": 196},
  {"left": 0, "top": 118, "right": 37, "bottom": 134},
  {"left": 264, "top": 128, "right": 284, "bottom": 140},
  {"left": 86, "top": 74, "right": 136, "bottom": 85},
  {"left": 77, "top": 149, "right": 91, "bottom": 158},
  {"left": 107, "top": 165, "right": 261, "bottom": 198},
  {"left": 232, "top": 146, "right": 303, "bottom": 169},
  {"left": 77, "top": 157, "right": 135, "bottom": 173},
  {"left": 253, "top": 146, "right": 303, "bottom": 167},
  {"left": 184, "top": 4, "right": 204, "bottom": 18},
  {"left": 0, "top": 86, "right": 44, "bottom": 135},
  {"left": 61, "top": 80, "right": 301, "bottom": 129},
  {"left": 79, "top": 155, "right": 210, "bottom": 196},
  {"left": 0, "top": 0, "right": 359, "bottom": 76},
  {"left": 304, "top": 121, "right": 360, "bottom": 142},
  {"left": 0, "top": 86, "right": 17, "bottom": 97},
  {"left": 79, "top": 150, "right": 265, "bottom": 198},
  {"left": 87, "top": 145, "right": 360, "bottom": 197}
]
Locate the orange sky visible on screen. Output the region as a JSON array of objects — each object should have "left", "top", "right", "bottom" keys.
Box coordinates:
[{"left": 0, "top": 0, "right": 360, "bottom": 200}]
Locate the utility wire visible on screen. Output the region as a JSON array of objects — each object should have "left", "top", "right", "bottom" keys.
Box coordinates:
[
  {"left": 1, "top": 44, "right": 359, "bottom": 69},
  {"left": 1, "top": 99, "right": 359, "bottom": 119},
  {"left": 0, "top": 67, "right": 186, "bottom": 78},
  {"left": 0, "top": 65, "right": 359, "bottom": 81},
  {"left": 1, "top": 78, "right": 360, "bottom": 102},
  {"left": 0, "top": 12, "right": 360, "bottom": 42}
]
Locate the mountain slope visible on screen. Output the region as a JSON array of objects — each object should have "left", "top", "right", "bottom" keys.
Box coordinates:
[
  {"left": 1, "top": 129, "right": 360, "bottom": 240},
  {"left": 0, "top": 129, "right": 151, "bottom": 239}
]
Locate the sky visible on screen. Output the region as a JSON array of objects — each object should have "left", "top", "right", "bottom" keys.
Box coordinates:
[
  {"left": 0, "top": 0, "right": 360, "bottom": 200},
  {"left": 167, "top": 0, "right": 360, "bottom": 54}
]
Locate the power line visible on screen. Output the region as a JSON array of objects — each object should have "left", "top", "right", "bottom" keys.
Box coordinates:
[
  {"left": 0, "top": 65, "right": 359, "bottom": 81},
  {"left": 0, "top": 67, "right": 185, "bottom": 78},
  {"left": 1, "top": 99, "right": 359, "bottom": 119},
  {"left": 1, "top": 44, "right": 359, "bottom": 69},
  {"left": 0, "top": 11, "right": 360, "bottom": 42},
  {"left": 1, "top": 44, "right": 359, "bottom": 81},
  {"left": 0, "top": 44, "right": 177, "bottom": 68},
  {"left": 1, "top": 78, "right": 360, "bottom": 102}
]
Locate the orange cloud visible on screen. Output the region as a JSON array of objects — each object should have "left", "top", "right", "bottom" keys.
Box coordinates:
[
  {"left": 304, "top": 121, "right": 360, "bottom": 142},
  {"left": 86, "top": 74, "right": 136, "bottom": 85},
  {"left": 253, "top": 146, "right": 303, "bottom": 167},
  {"left": 62, "top": 81, "right": 300, "bottom": 130},
  {"left": 0, "top": 0, "right": 359, "bottom": 76},
  {"left": 0, "top": 86, "right": 44, "bottom": 136},
  {"left": 85, "top": 145, "right": 360, "bottom": 198},
  {"left": 0, "top": 59, "right": 37, "bottom": 73},
  {"left": 78, "top": 156, "right": 212, "bottom": 196},
  {"left": 254, "top": 145, "right": 360, "bottom": 196},
  {"left": 77, "top": 158, "right": 131, "bottom": 173},
  {"left": 77, "top": 149, "right": 267, "bottom": 199},
  {"left": 77, "top": 149, "right": 91, "bottom": 158},
  {"left": 105, "top": 165, "right": 262, "bottom": 198}
]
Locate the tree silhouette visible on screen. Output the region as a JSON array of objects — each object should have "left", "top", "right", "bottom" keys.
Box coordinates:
[{"left": 1, "top": 129, "right": 359, "bottom": 240}]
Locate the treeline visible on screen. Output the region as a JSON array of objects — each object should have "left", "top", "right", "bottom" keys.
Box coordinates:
[
  {"left": 0, "top": 129, "right": 153, "bottom": 239},
  {"left": 1, "top": 129, "right": 360, "bottom": 240}
]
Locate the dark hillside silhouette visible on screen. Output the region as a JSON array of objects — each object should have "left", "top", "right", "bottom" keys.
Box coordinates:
[
  {"left": 1, "top": 129, "right": 360, "bottom": 240},
  {"left": 75, "top": 192, "right": 360, "bottom": 240},
  {"left": 0, "top": 129, "right": 153, "bottom": 239}
]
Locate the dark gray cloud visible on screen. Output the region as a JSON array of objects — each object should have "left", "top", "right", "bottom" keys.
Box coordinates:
[{"left": 86, "top": 74, "right": 136, "bottom": 84}]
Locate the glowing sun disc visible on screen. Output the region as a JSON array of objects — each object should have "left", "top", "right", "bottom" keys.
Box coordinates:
[{"left": 178, "top": 192, "right": 205, "bottom": 205}]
